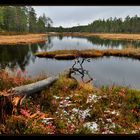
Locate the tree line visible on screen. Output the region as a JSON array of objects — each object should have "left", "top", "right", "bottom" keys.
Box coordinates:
[
  {"left": 47, "top": 15, "right": 140, "bottom": 33},
  {"left": 0, "top": 6, "right": 53, "bottom": 33},
  {"left": 1, "top": 7, "right": 139, "bottom": 34}
]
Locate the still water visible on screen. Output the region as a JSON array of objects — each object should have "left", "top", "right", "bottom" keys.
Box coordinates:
[
  {"left": 0, "top": 35, "right": 140, "bottom": 89},
  {"left": 39, "top": 36, "right": 140, "bottom": 51}
]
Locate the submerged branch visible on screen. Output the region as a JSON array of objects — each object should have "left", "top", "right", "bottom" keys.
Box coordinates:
[{"left": 68, "top": 58, "right": 93, "bottom": 83}]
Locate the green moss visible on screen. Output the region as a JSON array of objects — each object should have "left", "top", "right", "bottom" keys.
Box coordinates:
[
  {"left": 55, "top": 120, "right": 66, "bottom": 129},
  {"left": 76, "top": 126, "right": 93, "bottom": 134}
]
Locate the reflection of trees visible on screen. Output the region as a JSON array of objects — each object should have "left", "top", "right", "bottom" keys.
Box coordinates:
[
  {"left": 0, "top": 43, "right": 40, "bottom": 71},
  {"left": 30, "top": 44, "right": 38, "bottom": 53},
  {"left": 0, "top": 45, "right": 29, "bottom": 70},
  {"left": 37, "top": 42, "right": 46, "bottom": 49},
  {"left": 58, "top": 35, "right": 63, "bottom": 40},
  {"left": 47, "top": 36, "right": 51, "bottom": 44},
  {"left": 43, "top": 36, "right": 53, "bottom": 50},
  {"left": 86, "top": 37, "right": 140, "bottom": 49}
]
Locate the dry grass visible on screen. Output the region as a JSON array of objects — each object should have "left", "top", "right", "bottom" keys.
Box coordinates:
[
  {"left": 1, "top": 32, "right": 140, "bottom": 45},
  {"left": 92, "top": 33, "right": 140, "bottom": 41},
  {"left": 0, "top": 34, "right": 47, "bottom": 45},
  {"left": 54, "top": 54, "right": 78, "bottom": 60},
  {"left": 35, "top": 48, "right": 140, "bottom": 60}
]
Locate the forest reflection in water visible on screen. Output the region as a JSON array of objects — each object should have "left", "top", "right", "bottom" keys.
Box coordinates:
[
  {"left": 1, "top": 35, "right": 140, "bottom": 71},
  {"left": 1, "top": 36, "right": 140, "bottom": 89}
]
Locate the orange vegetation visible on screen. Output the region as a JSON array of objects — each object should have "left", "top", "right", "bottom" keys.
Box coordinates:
[
  {"left": 35, "top": 48, "right": 140, "bottom": 60},
  {"left": 0, "top": 34, "right": 47, "bottom": 45}
]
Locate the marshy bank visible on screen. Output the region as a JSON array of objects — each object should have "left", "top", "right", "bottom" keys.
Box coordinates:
[
  {"left": 35, "top": 48, "right": 140, "bottom": 60},
  {"left": 0, "top": 34, "right": 47, "bottom": 45},
  {"left": 1, "top": 32, "right": 140, "bottom": 45}
]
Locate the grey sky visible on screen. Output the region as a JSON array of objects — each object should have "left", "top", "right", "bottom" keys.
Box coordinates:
[{"left": 33, "top": 6, "right": 140, "bottom": 27}]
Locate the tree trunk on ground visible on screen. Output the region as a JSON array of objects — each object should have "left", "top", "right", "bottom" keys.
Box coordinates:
[
  {"left": 0, "top": 76, "right": 59, "bottom": 121},
  {"left": 11, "top": 76, "right": 59, "bottom": 97},
  {"left": 0, "top": 70, "right": 73, "bottom": 121}
]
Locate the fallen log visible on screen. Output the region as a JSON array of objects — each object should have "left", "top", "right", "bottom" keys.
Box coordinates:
[
  {"left": 11, "top": 76, "right": 59, "bottom": 97},
  {"left": 0, "top": 76, "right": 59, "bottom": 120},
  {"left": 0, "top": 69, "right": 73, "bottom": 121},
  {"left": 0, "top": 61, "right": 91, "bottom": 120}
]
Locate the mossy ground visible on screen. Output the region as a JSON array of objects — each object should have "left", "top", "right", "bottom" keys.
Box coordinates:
[{"left": 0, "top": 70, "right": 139, "bottom": 135}]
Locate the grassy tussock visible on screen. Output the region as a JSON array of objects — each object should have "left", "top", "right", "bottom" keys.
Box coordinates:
[{"left": 35, "top": 48, "right": 140, "bottom": 60}]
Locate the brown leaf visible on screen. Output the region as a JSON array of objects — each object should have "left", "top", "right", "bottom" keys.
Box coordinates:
[{"left": 12, "top": 96, "right": 21, "bottom": 107}]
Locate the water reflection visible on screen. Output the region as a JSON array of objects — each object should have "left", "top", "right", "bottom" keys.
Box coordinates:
[
  {"left": 24, "top": 56, "right": 140, "bottom": 89},
  {"left": 45, "top": 35, "right": 140, "bottom": 51},
  {"left": 0, "top": 42, "right": 46, "bottom": 70},
  {"left": 1, "top": 35, "right": 140, "bottom": 71},
  {"left": 0, "top": 36, "right": 140, "bottom": 89},
  {"left": 58, "top": 34, "right": 63, "bottom": 40},
  {"left": 86, "top": 36, "right": 140, "bottom": 49}
]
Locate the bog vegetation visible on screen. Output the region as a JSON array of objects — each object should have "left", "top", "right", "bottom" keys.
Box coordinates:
[
  {"left": 35, "top": 48, "right": 140, "bottom": 60},
  {"left": 0, "top": 68, "right": 140, "bottom": 134}
]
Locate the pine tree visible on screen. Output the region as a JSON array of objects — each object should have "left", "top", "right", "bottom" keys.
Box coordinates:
[{"left": 28, "top": 7, "right": 37, "bottom": 33}]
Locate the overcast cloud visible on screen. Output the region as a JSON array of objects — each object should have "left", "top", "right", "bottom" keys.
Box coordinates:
[{"left": 33, "top": 6, "right": 140, "bottom": 27}]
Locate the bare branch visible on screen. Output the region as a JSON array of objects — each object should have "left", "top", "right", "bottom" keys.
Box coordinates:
[{"left": 69, "top": 58, "right": 93, "bottom": 83}]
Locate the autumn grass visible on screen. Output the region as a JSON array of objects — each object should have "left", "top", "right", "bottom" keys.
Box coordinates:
[
  {"left": 35, "top": 48, "right": 140, "bottom": 60},
  {"left": 0, "top": 34, "right": 47, "bottom": 45},
  {"left": 47, "top": 32, "right": 140, "bottom": 41},
  {"left": 1, "top": 32, "right": 140, "bottom": 45},
  {"left": 0, "top": 31, "right": 29, "bottom": 35},
  {"left": 0, "top": 70, "right": 140, "bottom": 134},
  {"left": 0, "top": 69, "right": 47, "bottom": 91}
]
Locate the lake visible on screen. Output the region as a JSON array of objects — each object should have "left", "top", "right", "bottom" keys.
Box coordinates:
[{"left": 1, "top": 35, "right": 140, "bottom": 89}]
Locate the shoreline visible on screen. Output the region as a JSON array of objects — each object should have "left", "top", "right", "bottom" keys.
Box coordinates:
[
  {"left": 0, "top": 34, "right": 47, "bottom": 45},
  {"left": 1, "top": 32, "right": 140, "bottom": 45}
]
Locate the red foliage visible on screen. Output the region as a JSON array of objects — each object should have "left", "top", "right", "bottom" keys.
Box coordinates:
[
  {"left": 20, "top": 109, "right": 30, "bottom": 118},
  {"left": 118, "top": 89, "right": 126, "bottom": 98}
]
